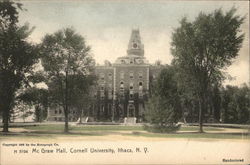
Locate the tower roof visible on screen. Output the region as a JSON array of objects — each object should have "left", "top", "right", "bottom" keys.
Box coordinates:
[{"left": 127, "top": 29, "right": 144, "bottom": 56}]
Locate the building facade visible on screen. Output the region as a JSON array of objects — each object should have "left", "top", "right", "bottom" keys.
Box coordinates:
[{"left": 47, "top": 29, "right": 163, "bottom": 122}]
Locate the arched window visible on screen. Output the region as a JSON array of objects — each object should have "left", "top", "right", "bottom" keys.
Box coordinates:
[
  {"left": 139, "top": 82, "right": 143, "bottom": 91},
  {"left": 120, "top": 81, "right": 124, "bottom": 86}
]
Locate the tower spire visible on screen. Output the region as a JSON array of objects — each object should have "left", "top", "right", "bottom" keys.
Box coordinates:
[{"left": 127, "top": 29, "right": 144, "bottom": 56}]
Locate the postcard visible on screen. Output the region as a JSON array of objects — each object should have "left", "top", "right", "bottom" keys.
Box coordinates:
[{"left": 0, "top": 0, "right": 249, "bottom": 164}]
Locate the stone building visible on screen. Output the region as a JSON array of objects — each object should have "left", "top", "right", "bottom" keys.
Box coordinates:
[
  {"left": 47, "top": 29, "right": 163, "bottom": 122},
  {"left": 94, "top": 29, "right": 163, "bottom": 122}
]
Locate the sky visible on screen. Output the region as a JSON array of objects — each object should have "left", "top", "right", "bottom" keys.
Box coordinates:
[{"left": 18, "top": 0, "right": 249, "bottom": 86}]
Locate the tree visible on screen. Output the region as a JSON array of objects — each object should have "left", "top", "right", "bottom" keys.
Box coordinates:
[
  {"left": 13, "top": 100, "right": 33, "bottom": 122},
  {"left": 171, "top": 8, "right": 245, "bottom": 132},
  {"left": 18, "top": 87, "right": 48, "bottom": 122},
  {"left": 221, "top": 85, "right": 250, "bottom": 124},
  {"left": 145, "top": 66, "right": 182, "bottom": 132},
  {"left": 68, "top": 74, "right": 96, "bottom": 122},
  {"left": 0, "top": 1, "right": 39, "bottom": 132},
  {"left": 40, "top": 27, "right": 94, "bottom": 133}
]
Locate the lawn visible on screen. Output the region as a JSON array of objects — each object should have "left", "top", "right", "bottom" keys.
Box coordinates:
[
  {"left": 1, "top": 124, "right": 249, "bottom": 140},
  {"left": 128, "top": 131, "right": 250, "bottom": 139},
  {"left": 23, "top": 124, "right": 224, "bottom": 132}
]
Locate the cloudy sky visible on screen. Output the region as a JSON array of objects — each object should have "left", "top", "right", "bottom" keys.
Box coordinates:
[{"left": 18, "top": 0, "right": 249, "bottom": 86}]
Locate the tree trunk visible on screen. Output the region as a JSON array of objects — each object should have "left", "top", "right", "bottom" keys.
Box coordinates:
[
  {"left": 3, "top": 108, "right": 9, "bottom": 132},
  {"left": 64, "top": 107, "right": 69, "bottom": 133},
  {"left": 64, "top": 70, "right": 69, "bottom": 133},
  {"left": 79, "top": 108, "right": 83, "bottom": 124},
  {"left": 198, "top": 98, "right": 204, "bottom": 133},
  {"left": 40, "top": 105, "right": 43, "bottom": 123},
  {"left": 112, "top": 99, "right": 115, "bottom": 122},
  {"left": 64, "top": 97, "right": 69, "bottom": 133}
]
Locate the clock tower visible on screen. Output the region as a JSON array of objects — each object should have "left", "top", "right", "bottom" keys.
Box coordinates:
[{"left": 127, "top": 29, "right": 144, "bottom": 56}]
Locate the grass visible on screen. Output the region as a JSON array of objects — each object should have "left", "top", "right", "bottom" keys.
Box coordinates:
[
  {"left": 24, "top": 125, "right": 143, "bottom": 131},
  {"left": 179, "top": 126, "right": 223, "bottom": 131},
  {"left": 23, "top": 124, "right": 223, "bottom": 132},
  {"left": 128, "top": 132, "right": 250, "bottom": 139},
  {"left": 1, "top": 124, "right": 249, "bottom": 140}
]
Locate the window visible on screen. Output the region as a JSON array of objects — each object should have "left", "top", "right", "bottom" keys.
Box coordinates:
[
  {"left": 55, "top": 110, "right": 57, "bottom": 114},
  {"left": 108, "top": 73, "right": 112, "bottom": 80},
  {"left": 100, "top": 73, "right": 105, "bottom": 80},
  {"left": 100, "top": 91, "right": 105, "bottom": 97},
  {"left": 139, "top": 82, "right": 143, "bottom": 90},
  {"left": 108, "top": 91, "right": 112, "bottom": 99},
  {"left": 129, "top": 72, "right": 134, "bottom": 79},
  {"left": 59, "top": 110, "right": 62, "bottom": 114},
  {"left": 120, "top": 92, "right": 124, "bottom": 98},
  {"left": 100, "top": 86, "right": 104, "bottom": 91},
  {"left": 120, "top": 71, "right": 124, "bottom": 79},
  {"left": 129, "top": 83, "right": 133, "bottom": 90},
  {"left": 54, "top": 117, "right": 57, "bottom": 121},
  {"left": 139, "top": 72, "right": 143, "bottom": 79},
  {"left": 129, "top": 94, "right": 133, "bottom": 99},
  {"left": 139, "top": 92, "right": 143, "bottom": 98},
  {"left": 120, "top": 81, "right": 124, "bottom": 89}
]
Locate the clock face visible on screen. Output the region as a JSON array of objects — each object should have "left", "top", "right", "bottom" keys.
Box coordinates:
[{"left": 133, "top": 43, "right": 138, "bottom": 49}]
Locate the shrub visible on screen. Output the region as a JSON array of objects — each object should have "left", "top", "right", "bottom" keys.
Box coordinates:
[{"left": 143, "top": 123, "right": 181, "bottom": 133}]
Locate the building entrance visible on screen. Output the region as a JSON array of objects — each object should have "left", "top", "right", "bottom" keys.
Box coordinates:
[{"left": 127, "top": 104, "right": 135, "bottom": 117}]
